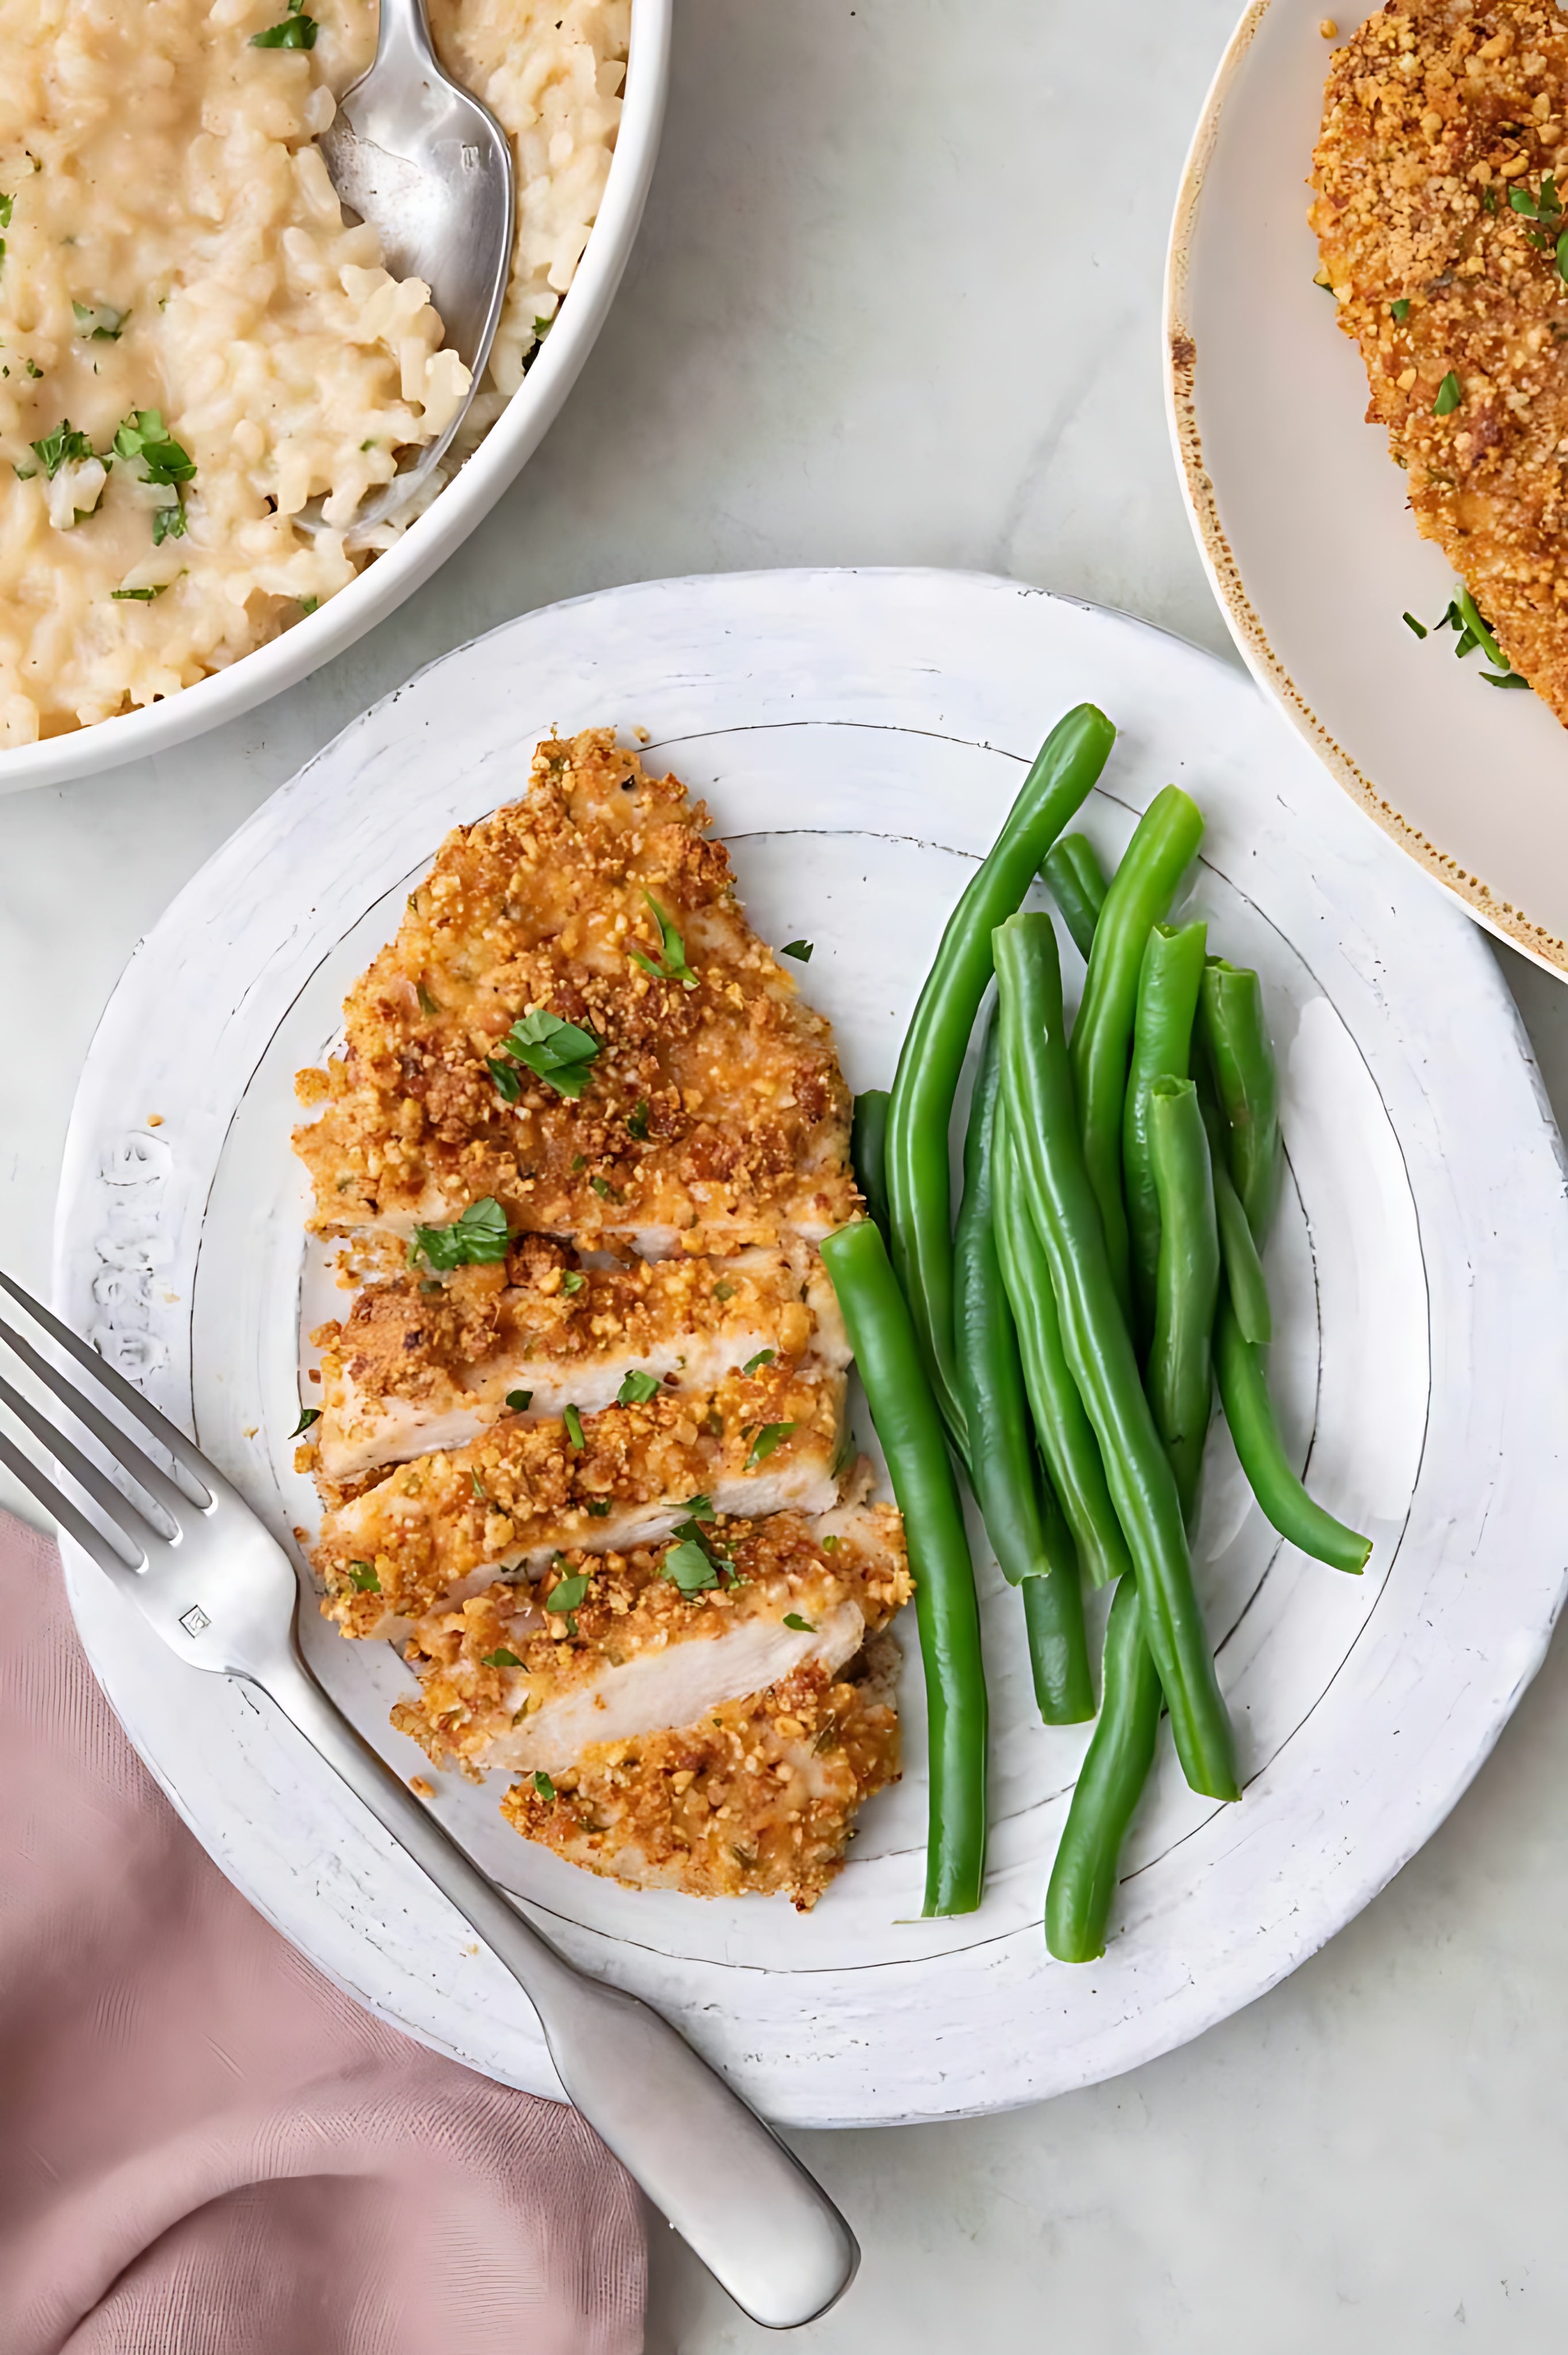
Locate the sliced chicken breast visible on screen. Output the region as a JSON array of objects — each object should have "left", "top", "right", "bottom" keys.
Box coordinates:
[
  {"left": 313, "top": 1360, "right": 850, "bottom": 1637},
  {"left": 500, "top": 1637, "right": 904, "bottom": 1912},
  {"left": 310, "top": 1238, "right": 848, "bottom": 1486},
  {"left": 391, "top": 1495, "right": 910, "bottom": 1779}
]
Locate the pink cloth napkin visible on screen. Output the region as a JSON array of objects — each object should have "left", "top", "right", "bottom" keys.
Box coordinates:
[{"left": 0, "top": 1510, "right": 647, "bottom": 2355}]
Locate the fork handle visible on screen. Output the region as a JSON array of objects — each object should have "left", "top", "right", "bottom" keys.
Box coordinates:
[{"left": 260, "top": 1646, "right": 859, "bottom": 2330}]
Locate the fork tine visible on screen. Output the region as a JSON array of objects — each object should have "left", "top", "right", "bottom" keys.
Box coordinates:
[
  {"left": 0, "top": 1271, "right": 216, "bottom": 1493},
  {"left": 0, "top": 1368, "right": 162, "bottom": 1558},
  {"left": 0, "top": 1315, "right": 200, "bottom": 1526},
  {"left": 0, "top": 1427, "right": 142, "bottom": 1578}
]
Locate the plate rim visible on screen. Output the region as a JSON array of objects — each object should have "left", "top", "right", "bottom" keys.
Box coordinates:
[
  {"left": 1163, "top": 0, "right": 1568, "bottom": 983},
  {"left": 49, "top": 563, "right": 1568, "bottom": 2126}
]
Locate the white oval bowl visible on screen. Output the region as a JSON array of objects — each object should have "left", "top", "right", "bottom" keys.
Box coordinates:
[{"left": 0, "top": 0, "right": 671, "bottom": 799}]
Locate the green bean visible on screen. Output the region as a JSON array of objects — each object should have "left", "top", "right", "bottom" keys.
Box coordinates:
[
  {"left": 851, "top": 1088, "right": 891, "bottom": 1242},
  {"left": 1044, "top": 1575, "right": 1164, "bottom": 1962},
  {"left": 1042, "top": 833, "right": 1109, "bottom": 965},
  {"left": 955, "top": 1017, "right": 1093, "bottom": 1723},
  {"left": 1197, "top": 961, "right": 1282, "bottom": 1242},
  {"left": 1214, "top": 1295, "right": 1371, "bottom": 1575},
  {"left": 994, "top": 912, "right": 1238, "bottom": 1802},
  {"left": 885, "top": 705, "right": 1117, "bottom": 1460},
  {"left": 818, "top": 1217, "right": 989, "bottom": 1913},
  {"left": 1146, "top": 1079, "right": 1220, "bottom": 1525},
  {"left": 1123, "top": 920, "right": 1208, "bottom": 1341},
  {"left": 1068, "top": 788, "right": 1205, "bottom": 1324},
  {"left": 1197, "top": 1071, "right": 1271, "bottom": 1347},
  {"left": 993, "top": 1100, "right": 1133, "bottom": 1592}
]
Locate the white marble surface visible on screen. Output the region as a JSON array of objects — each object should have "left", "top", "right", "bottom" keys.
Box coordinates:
[{"left": 4, "top": 0, "right": 1568, "bottom": 2344}]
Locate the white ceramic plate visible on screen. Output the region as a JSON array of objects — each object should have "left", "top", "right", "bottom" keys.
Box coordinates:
[
  {"left": 0, "top": 0, "right": 671, "bottom": 799},
  {"left": 1168, "top": 0, "right": 1568, "bottom": 980},
  {"left": 53, "top": 568, "right": 1568, "bottom": 2128}
]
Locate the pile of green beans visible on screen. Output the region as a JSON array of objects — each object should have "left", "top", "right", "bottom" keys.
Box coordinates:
[{"left": 818, "top": 719, "right": 1372, "bottom": 1950}]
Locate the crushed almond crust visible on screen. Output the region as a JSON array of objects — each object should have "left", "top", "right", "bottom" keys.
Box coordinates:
[
  {"left": 1311, "top": 0, "right": 1568, "bottom": 720},
  {"left": 391, "top": 1501, "right": 912, "bottom": 1773},
  {"left": 499, "top": 1641, "right": 902, "bottom": 1912},
  {"left": 313, "top": 1357, "right": 847, "bottom": 1630},
  {"left": 291, "top": 727, "right": 857, "bottom": 1251}
]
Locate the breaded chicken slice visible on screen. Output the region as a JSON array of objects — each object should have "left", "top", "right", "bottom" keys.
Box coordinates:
[
  {"left": 500, "top": 1642, "right": 902, "bottom": 1912},
  {"left": 391, "top": 1493, "right": 910, "bottom": 1779},
  {"left": 312, "top": 1358, "right": 849, "bottom": 1637},
  {"left": 292, "top": 727, "right": 856, "bottom": 1257},
  {"left": 310, "top": 1237, "right": 848, "bottom": 1485},
  {"left": 1311, "top": 0, "right": 1568, "bottom": 721}
]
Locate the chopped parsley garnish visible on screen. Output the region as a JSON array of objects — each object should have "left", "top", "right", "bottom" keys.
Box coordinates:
[
  {"left": 532, "top": 1770, "right": 556, "bottom": 1800},
  {"left": 494, "top": 1007, "right": 601, "bottom": 1098},
  {"left": 470, "top": 1469, "right": 489, "bottom": 1501},
  {"left": 586, "top": 1498, "right": 612, "bottom": 1516},
  {"left": 408, "top": 1195, "right": 509, "bottom": 1269},
  {"left": 483, "top": 1647, "right": 522, "bottom": 1669},
  {"left": 0, "top": 196, "right": 11, "bottom": 229},
  {"left": 1434, "top": 371, "right": 1461, "bottom": 417},
  {"left": 1390, "top": 298, "right": 1410, "bottom": 323},
  {"left": 299, "top": 593, "right": 319, "bottom": 615},
  {"left": 590, "top": 1174, "right": 623, "bottom": 1202},
  {"left": 1506, "top": 172, "right": 1568, "bottom": 278},
  {"left": 30, "top": 421, "right": 94, "bottom": 480},
  {"left": 660, "top": 1536, "right": 721, "bottom": 1595},
  {"left": 505, "top": 1389, "right": 533, "bottom": 1413},
  {"left": 746, "top": 1421, "right": 795, "bottom": 1468},
  {"left": 561, "top": 1270, "right": 586, "bottom": 1295},
  {"left": 252, "top": 0, "right": 318, "bottom": 45},
  {"left": 112, "top": 409, "right": 195, "bottom": 484},
  {"left": 533, "top": 314, "right": 554, "bottom": 336},
  {"left": 626, "top": 1098, "right": 650, "bottom": 1141},
  {"left": 72, "top": 301, "right": 126, "bottom": 342},
  {"left": 487, "top": 1056, "right": 521, "bottom": 1103},
  {"left": 1402, "top": 611, "right": 1427, "bottom": 639},
  {"left": 111, "top": 584, "right": 168, "bottom": 602},
  {"left": 563, "top": 1403, "right": 585, "bottom": 1450},
  {"left": 417, "top": 982, "right": 440, "bottom": 1017},
  {"left": 24, "top": 359, "right": 41, "bottom": 379},
  {"left": 821, "top": 1534, "right": 840, "bottom": 1552},
  {"left": 347, "top": 1560, "right": 381, "bottom": 1592},
  {"left": 617, "top": 1368, "right": 662, "bottom": 1406},
  {"left": 1413, "top": 584, "right": 1530, "bottom": 692},
  {"left": 783, "top": 1613, "right": 816, "bottom": 1633},
  {"left": 781, "top": 939, "right": 813, "bottom": 962},
  {"left": 679, "top": 1494, "right": 716, "bottom": 1522},
  {"left": 545, "top": 1570, "right": 590, "bottom": 1633},
  {"left": 629, "top": 892, "right": 698, "bottom": 989},
  {"left": 1481, "top": 670, "right": 1532, "bottom": 688},
  {"left": 741, "top": 1349, "right": 775, "bottom": 1375},
  {"left": 152, "top": 503, "right": 186, "bottom": 546},
  {"left": 290, "top": 1405, "right": 321, "bottom": 1436},
  {"left": 712, "top": 1280, "right": 735, "bottom": 1302}
]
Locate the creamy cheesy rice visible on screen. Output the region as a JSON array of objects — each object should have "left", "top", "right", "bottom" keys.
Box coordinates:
[{"left": 0, "top": 0, "right": 629, "bottom": 744}]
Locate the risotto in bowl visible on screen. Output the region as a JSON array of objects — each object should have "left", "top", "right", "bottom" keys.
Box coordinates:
[{"left": 0, "top": 0, "right": 669, "bottom": 788}]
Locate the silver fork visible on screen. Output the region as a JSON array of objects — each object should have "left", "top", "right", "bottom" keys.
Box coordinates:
[{"left": 0, "top": 1271, "right": 858, "bottom": 2332}]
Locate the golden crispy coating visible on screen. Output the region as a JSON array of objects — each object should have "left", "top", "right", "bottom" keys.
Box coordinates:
[
  {"left": 313, "top": 1357, "right": 848, "bottom": 1633},
  {"left": 1311, "top": 0, "right": 1568, "bottom": 720},
  {"left": 309, "top": 1237, "right": 845, "bottom": 1484},
  {"left": 293, "top": 727, "right": 856, "bottom": 1252},
  {"left": 391, "top": 1500, "right": 912, "bottom": 1777},
  {"left": 499, "top": 1644, "right": 902, "bottom": 1912}
]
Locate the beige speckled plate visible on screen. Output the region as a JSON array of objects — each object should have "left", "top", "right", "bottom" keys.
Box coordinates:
[{"left": 1167, "top": 0, "right": 1568, "bottom": 979}]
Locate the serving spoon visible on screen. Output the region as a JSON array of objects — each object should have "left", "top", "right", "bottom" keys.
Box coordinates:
[{"left": 308, "top": 0, "right": 516, "bottom": 544}]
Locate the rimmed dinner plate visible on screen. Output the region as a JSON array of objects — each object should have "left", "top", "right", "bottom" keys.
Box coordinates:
[
  {"left": 52, "top": 567, "right": 1568, "bottom": 2128},
  {"left": 1167, "top": 0, "right": 1568, "bottom": 980}
]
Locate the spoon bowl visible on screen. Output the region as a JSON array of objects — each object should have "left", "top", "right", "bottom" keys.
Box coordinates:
[{"left": 312, "top": 0, "right": 515, "bottom": 544}]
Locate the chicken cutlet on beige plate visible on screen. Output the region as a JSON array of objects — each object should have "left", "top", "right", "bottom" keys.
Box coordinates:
[
  {"left": 293, "top": 730, "right": 909, "bottom": 1908},
  {"left": 1312, "top": 0, "right": 1568, "bottom": 720}
]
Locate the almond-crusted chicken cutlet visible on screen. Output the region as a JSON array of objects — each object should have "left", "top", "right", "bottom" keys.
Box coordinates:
[
  {"left": 313, "top": 1355, "right": 849, "bottom": 1637},
  {"left": 309, "top": 1236, "right": 848, "bottom": 1485},
  {"left": 1311, "top": 0, "right": 1568, "bottom": 720},
  {"left": 292, "top": 727, "right": 856, "bottom": 1256},
  {"left": 399, "top": 1495, "right": 910, "bottom": 1911}
]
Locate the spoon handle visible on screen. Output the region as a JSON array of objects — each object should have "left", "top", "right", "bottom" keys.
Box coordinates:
[{"left": 372, "top": 0, "right": 440, "bottom": 73}]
